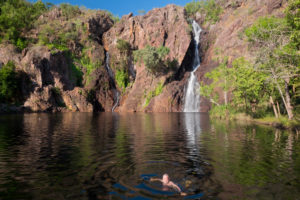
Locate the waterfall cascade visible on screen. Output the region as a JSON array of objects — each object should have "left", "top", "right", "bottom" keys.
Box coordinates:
[
  {"left": 105, "top": 52, "right": 120, "bottom": 112},
  {"left": 184, "top": 21, "right": 202, "bottom": 112}
]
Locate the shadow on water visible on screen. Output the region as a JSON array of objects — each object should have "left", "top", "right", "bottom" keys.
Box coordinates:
[{"left": 0, "top": 113, "right": 299, "bottom": 200}]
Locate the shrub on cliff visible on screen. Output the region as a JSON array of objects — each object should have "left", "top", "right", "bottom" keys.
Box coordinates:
[
  {"left": 133, "top": 45, "right": 170, "bottom": 75},
  {"left": 116, "top": 39, "right": 131, "bottom": 55},
  {"left": 185, "top": 0, "right": 202, "bottom": 17},
  {"left": 60, "top": 3, "right": 81, "bottom": 19},
  {"left": 115, "top": 69, "right": 129, "bottom": 92},
  {"left": 184, "top": 0, "right": 222, "bottom": 24},
  {"left": 0, "top": 61, "right": 22, "bottom": 104}
]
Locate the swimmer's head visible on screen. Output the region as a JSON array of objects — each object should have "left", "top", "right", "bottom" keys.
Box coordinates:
[{"left": 162, "top": 174, "right": 169, "bottom": 184}]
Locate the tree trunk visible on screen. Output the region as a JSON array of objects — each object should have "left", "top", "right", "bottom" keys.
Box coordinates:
[
  {"left": 284, "top": 79, "right": 294, "bottom": 120},
  {"left": 224, "top": 78, "right": 228, "bottom": 106},
  {"left": 270, "top": 96, "right": 278, "bottom": 118},
  {"left": 273, "top": 76, "right": 293, "bottom": 120},
  {"left": 276, "top": 101, "right": 281, "bottom": 117},
  {"left": 210, "top": 98, "right": 220, "bottom": 106},
  {"left": 224, "top": 91, "right": 228, "bottom": 105}
]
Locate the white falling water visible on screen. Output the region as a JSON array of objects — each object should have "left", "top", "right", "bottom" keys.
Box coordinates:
[
  {"left": 105, "top": 52, "right": 120, "bottom": 112},
  {"left": 184, "top": 21, "right": 202, "bottom": 112}
]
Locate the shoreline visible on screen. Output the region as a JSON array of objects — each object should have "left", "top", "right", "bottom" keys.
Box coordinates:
[{"left": 216, "top": 113, "right": 300, "bottom": 131}]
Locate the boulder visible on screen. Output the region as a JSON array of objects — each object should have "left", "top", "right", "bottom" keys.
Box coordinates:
[
  {"left": 0, "top": 44, "right": 22, "bottom": 66},
  {"left": 21, "top": 46, "right": 77, "bottom": 90},
  {"left": 24, "top": 86, "right": 56, "bottom": 112},
  {"left": 62, "top": 88, "right": 93, "bottom": 112}
]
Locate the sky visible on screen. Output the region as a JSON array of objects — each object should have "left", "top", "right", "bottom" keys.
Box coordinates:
[{"left": 40, "top": 0, "right": 192, "bottom": 17}]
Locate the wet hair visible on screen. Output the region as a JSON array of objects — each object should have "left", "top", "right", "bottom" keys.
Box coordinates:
[{"left": 162, "top": 174, "right": 169, "bottom": 180}]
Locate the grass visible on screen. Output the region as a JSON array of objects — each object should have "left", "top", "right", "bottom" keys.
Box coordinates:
[
  {"left": 254, "top": 116, "right": 300, "bottom": 129},
  {"left": 209, "top": 105, "right": 300, "bottom": 130}
]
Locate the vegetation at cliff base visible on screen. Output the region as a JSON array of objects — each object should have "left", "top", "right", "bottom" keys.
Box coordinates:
[
  {"left": 202, "top": 0, "right": 300, "bottom": 123},
  {"left": 0, "top": 62, "right": 22, "bottom": 104}
]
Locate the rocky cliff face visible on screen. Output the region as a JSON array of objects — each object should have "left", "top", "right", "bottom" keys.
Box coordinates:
[
  {"left": 0, "top": 9, "right": 115, "bottom": 113},
  {"left": 0, "top": 1, "right": 288, "bottom": 113},
  {"left": 103, "top": 4, "right": 192, "bottom": 112}
]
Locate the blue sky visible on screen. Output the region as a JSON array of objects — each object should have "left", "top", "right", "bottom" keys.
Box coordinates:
[{"left": 39, "top": 0, "right": 192, "bottom": 17}]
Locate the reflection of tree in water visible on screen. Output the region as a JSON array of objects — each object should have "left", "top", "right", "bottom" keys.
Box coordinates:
[
  {"left": 0, "top": 115, "right": 33, "bottom": 200},
  {"left": 207, "top": 121, "right": 300, "bottom": 199}
]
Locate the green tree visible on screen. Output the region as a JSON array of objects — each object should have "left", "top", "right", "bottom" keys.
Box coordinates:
[
  {"left": 184, "top": 0, "right": 222, "bottom": 24},
  {"left": 133, "top": 45, "right": 170, "bottom": 75},
  {"left": 245, "top": 15, "right": 299, "bottom": 120},
  {"left": 201, "top": 57, "right": 269, "bottom": 117},
  {"left": 184, "top": 0, "right": 201, "bottom": 17},
  {"left": 201, "top": 57, "right": 233, "bottom": 106},
  {"left": 0, "top": 0, "right": 47, "bottom": 49},
  {"left": 231, "top": 58, "right": 268, "bottom": 115}
]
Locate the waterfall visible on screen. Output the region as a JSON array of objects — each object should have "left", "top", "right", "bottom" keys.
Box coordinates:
[
  {"left": 184, "top": 21, "right": 202, "bottom": 112},
  {"left": 105, "top": 52, "right": 120, "bottom": 112}
]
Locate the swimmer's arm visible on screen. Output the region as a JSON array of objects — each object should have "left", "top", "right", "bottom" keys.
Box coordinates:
[
  {"left": 169, "top": 181, "right": 181, "bottom": 192},
  {"left": 149, "top": 178, "right": 162, "bottom": 182},
  {"left": 169, "top": 181, "right": 187, "bottom": 196}
]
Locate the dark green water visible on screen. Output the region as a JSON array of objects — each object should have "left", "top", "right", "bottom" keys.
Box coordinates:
[{"left": 0, "top": 113, "right": 299, "bottom": 200}]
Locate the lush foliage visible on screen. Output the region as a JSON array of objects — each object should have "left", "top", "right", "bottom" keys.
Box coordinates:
[
  {"left": 285, "top": 0, "right": 300, "bottom": 50},
  {"left": 201, "top": 57, "right": 268, "bottom": 117},
  {"left": 185, "top": 0, "right": 222, "bottom": 24},
  {"left": 0, "top": 61, "right": 22, "bottom": 104},
  {"left": 203, "top": 0, "right": 299, "bottom": 120},
  {"left": 0, "top": 0, "right": 48, "bottom": 49},
  {"left": 185, "top": 0, "right": 201, "bottom": 17},
  {"left": 115, "top": 69, "right": 129, "bottom": 92},
  {"left": 244, "top": 4, "right": 299, "bottom": 120},
  {"left": 133, "top": 45, "right": 171, "bottom": 75},
  {"left": 112, "top": 39, "right": 132, "bottom": 91}
]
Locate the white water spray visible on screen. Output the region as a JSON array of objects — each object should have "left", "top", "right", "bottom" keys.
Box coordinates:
[
  {"left": 184, "top": 21, "right": 202, "bottom": 112},
  {"left": 105, "top": 52, "right": 120, "bottom": 112}
]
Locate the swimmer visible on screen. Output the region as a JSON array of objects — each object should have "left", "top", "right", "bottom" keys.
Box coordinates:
[{"left": 150, "top": 174, "right": 187, "bottom": 196}]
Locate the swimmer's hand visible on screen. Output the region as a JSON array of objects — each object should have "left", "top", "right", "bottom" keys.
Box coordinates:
[{"left": 181, "top": 192, "right": 187, "bottom": 196}]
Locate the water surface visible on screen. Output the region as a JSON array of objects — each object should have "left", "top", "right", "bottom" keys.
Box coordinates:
[{"left": 0, "top": 113, "right": 299, "bottom": 200}]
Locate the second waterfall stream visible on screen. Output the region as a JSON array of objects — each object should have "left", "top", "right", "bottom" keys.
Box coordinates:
[
  {"left": 105, "top": 52, "right": 120, "bottom": 112},
  {"left": 184, "top": 21, "right": 202, "bottom": 112}
]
